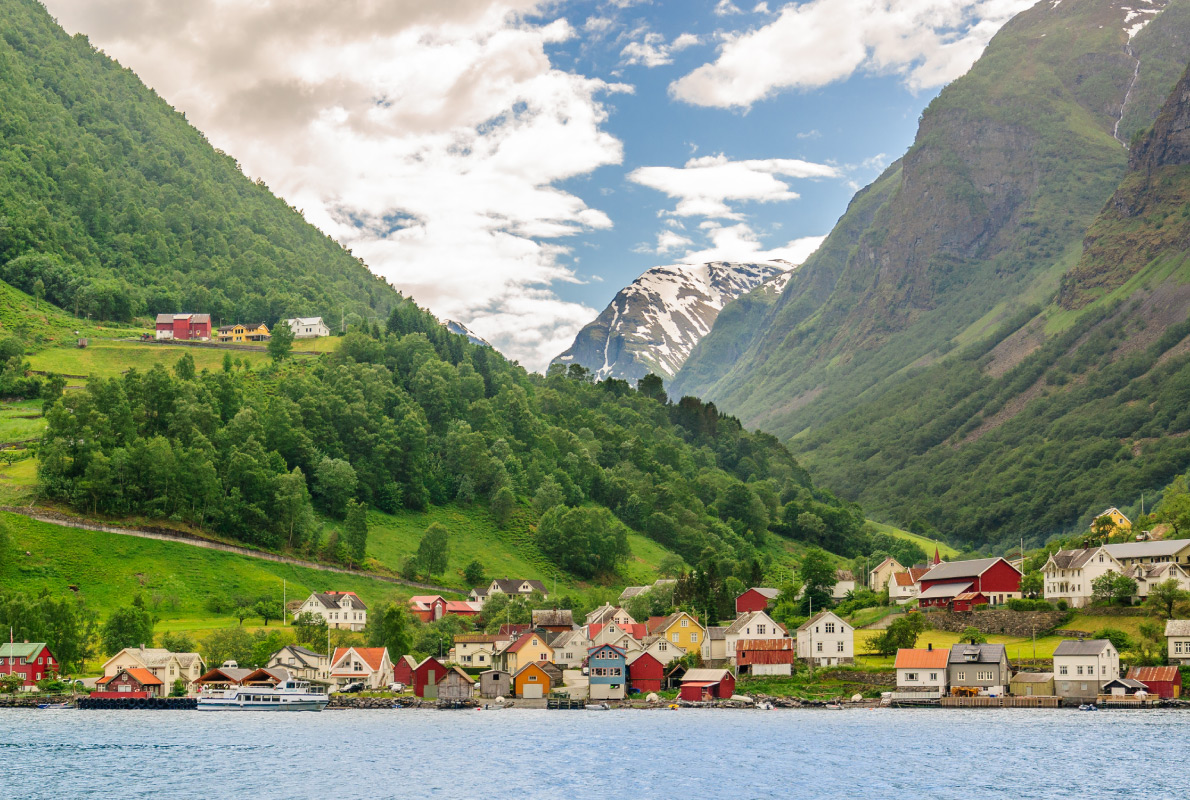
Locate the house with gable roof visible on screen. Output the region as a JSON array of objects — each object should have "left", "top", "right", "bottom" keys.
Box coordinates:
[
  {"left": 1053, "top": 639, "right": 1119, "bottom": 702},
  {"left": 95, "top": 667, "right": 165, "bottom": 698},
  {"left": 893, "top": 647, "right": 949, "bottom": 700},
  {"left": 550, "top": 629, "right": 591, "bottom": 669},
  {"left": 283, "top": 316, "right": 330, "bottom": 338},
  {"left": 295, "top": 591, "right": 368, "bottom": 631},
  {"left": 724, "top": 610, "right": 787, "bottom": 664},
  {"left": 947, "top": 643, "right": 1009, "bottom": 696},
  {"left": 585, "top": 604, "right": 635, "bottom": 627},
  {"left": 1093, "top": 507, "right": 1132, "bottom": 531},
  {"left": 1165, "top": 619, "right": 1190, "bottom": 665},
  {"left": 495, "top": 630, "right": 554, "bottom": 674},
  {"left": 735, "top": 587, "right": 780, "bottom": 614},
  {"left": 0, "top": 642, "right": 58, "bottom": 688},
  {"left": 796, "top": 611, "right": 853, "bottom": 666},
  {"left": 588, "top": 644, "right": 627, "bottom": 700},
  {"left": 868, "top": 557, "right": 904, "bottom": 592},
  {"left": 646, "top": 612, "right": 703, "bottom": 654},
  {"left": 102, "top": 646, "right": 205, "bottom": 690},
  {"left": 329, "top": 646, "right": 393, "bottom": 690},
  {"left": 917, "top": 557, "right": 1021, "bottom": 608},
  {"left": 469, "top": 579, "right": 548, "bottom": 608},
  {"left": 266, "top": 645, "right": 329, "bottom": 684}
]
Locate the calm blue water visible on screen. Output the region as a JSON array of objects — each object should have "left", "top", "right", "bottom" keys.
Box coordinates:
[{"left": 1, "top": 707, "right": 1185, "bottom": 798}]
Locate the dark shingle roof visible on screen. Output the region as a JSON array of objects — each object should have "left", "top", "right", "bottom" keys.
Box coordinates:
[
  {"left": 1054, "top": 639, "right": 1114, "bottom": 657},
  {"left": 922, "top": 558, "right": 1008, "bottom": 582},
  {"left": 947, "top": 643, "right": 1007, "bottom": 665}
]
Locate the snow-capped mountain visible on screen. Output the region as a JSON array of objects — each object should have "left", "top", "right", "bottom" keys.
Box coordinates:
[
  {"left": 554, "top": 261, "right": 791, "bottom": 382},
  {"left": 444, "top": 319, "right": 492, "bottom": 348}
]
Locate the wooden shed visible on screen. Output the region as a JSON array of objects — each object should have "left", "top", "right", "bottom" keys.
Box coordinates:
[
  {"left": 628, "top": 651, "right": 664, "bottom": 694},
  {"left": 1009, "top": 671, "right": 1054, "bottom": 697},
  {"left": 393, "top": 655, "right": 418, "bottom": 686},
  {"left": 678, "top": 668, "right": 736, "bottom": 702},
  {"left": 735, "top": 639, "right": 794, "bottom": 676},
  {"left": 412, "top": 656, "right": 448, "bottom": 698},
  {"left": 479, "top": 669, "right": 511, "bottom": 699},
  {"left": 437, "top": 666, "right": 475, "bottom": 701},
  {"left": 1127, "top": 666, "right": 1182, "bottom": 698}
]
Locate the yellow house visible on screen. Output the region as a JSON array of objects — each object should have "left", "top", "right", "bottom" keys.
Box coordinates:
[
  {"left": 648, "top": 611, "right": 704, "bottom": 654},
  {"left": 217, "top": 322, "right": 270, "bottom": 343},
  {"left": 1093, "top": 507, "right": 1132, "bottom": 531},
  {"left": 498, "top": 631, "right": 554, "bottom": 674}
]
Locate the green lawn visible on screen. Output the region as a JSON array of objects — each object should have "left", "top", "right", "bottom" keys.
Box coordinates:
[
  {"left": 0, "top": 456, "right": 38, "bottom": 504},
  {"left": 360, "top": 502, "right": 679, "bottom": 601},
  {"left": 854, "top": 628, "right": 1066, "bottom": 668},
  {"left": 0, "top": 511, "right": 409, "bottom": 622},
  {"left": 867, "top": 519, "right": 959, "bottom": 559},
  {"left": 26, "top": 340, "right": 279, "bottom": 379},
  {"left": 1063, "top": 613, "right": 1149, "bottom": 638}
]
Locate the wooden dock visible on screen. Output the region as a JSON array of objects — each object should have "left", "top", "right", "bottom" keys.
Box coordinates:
[{"left": 941, "top": 696, "right": 1060, "bottom": 708}]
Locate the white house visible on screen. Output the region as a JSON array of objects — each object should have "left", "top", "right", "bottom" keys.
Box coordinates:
[
  {"left": 283, "top": 316, "right": 330, "bottom": 338},
  {"left": 893, "top": 647, "right": 949, "bottom": 700},
  {"left": 550, "top": 629, "right": 591, "bottom": 669},
  {"left": 700, "top": 627, "right": 729, "bottom": 663},
  {"left": 294, "top": 591, "right": 367, "bottom": 631},
  {"left": 589, "top": 622, "right": 642, "bottom": 657},
  {"left": 585, "top": 604, "right": 636, "bottom": 627},
  {"left": 639, "top": 634, "right": 683, "bottom": 665},
  {"left": 1042, "top": 547, "right": 1123, "bottom": 608},
  {"left": 1125, "top": 562, "right": 1190, "bottom": 601},
  {"left": 723, "top": 610, "right": 787, "bottom": 664},
  {"left": 1044, "top": 541, "right": 1190, "bottom": 607},
  {"left": 796, "top": 611, "right": 853, "bottom": 666},
  {"left": 1052, "top": 639, "right": 1119, "bottom": 702},
  {"left": 889, "top": 571, "right": 920, "bottom": 604},
  {"left": 451, "top": 634, "right": 504, "bottom": 669},
  {"left": 1166, "top": 620, "right": 1190, "bottom": 665},
  {"left": 102, "top": 647, "right": 206, "bottom": 689},
  {"left": 832, "top": 570, "right": 857, "bottom": 600},
  {"left": 328, "top": 646, "right": 393, "bottom": 690},
  {"left": 266, "top": 645, "right": 329, "bottom": 684},
  {"left": 469, "top": 579, "right": 548, "bottom": 607}
]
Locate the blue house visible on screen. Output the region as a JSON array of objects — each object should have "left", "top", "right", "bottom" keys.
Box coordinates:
[{"left": 588, "top": 644, "right": 627, "bottom": 700}]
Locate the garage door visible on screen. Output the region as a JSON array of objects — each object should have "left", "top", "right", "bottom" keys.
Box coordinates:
[{"left": 522, "top": 684, "right": 543, "bottom": 699}]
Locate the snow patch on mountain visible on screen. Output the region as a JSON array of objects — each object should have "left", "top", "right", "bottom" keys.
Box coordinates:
[
  {"left": 554, "top": 261, "right": 793, "bottom": 382},
  {"left": 444, "top": 319, "right": 492, "bottom": 348}
]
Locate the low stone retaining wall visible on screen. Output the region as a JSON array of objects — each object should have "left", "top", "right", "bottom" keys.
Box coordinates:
[
  {"left": 926, "top": 609, "right": 1067, "bottom": 637},
  {"left": 0, "top": 694, "right": 71, "bottom": 708}
]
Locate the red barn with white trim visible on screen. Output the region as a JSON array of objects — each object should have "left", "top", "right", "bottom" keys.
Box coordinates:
[
  {"left": 412, "top": 656, "right": 449, "bottom": 698},
  {"left": 0, "top": 642, "right": 57, "bottom": 687},
  {"left": 678, "top": 668, "right": 736, "bottom": 702},
  {"left": 917, "top": 558, "right": 1022, "bottom": 608}
]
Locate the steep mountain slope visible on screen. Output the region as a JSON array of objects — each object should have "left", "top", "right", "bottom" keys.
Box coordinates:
[
  {"left": 555, "top": 261, "right": 788, "bottom": 382},
  {"left": 0, "top": 0, "right": 396, "bottom": 324},
  {"left": 443, "top": 320, "right": 492, "bottom": 348},
  {"left": 671, "top": 0, "right": 1190, "bottom": 550},
  {"left": 674, "top": 0, "right": 1182, "bottom": 426}
]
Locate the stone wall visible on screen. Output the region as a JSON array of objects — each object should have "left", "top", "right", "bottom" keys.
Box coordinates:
[{"left": 926, "top": 609, "right": 1067, "bottom": 637}]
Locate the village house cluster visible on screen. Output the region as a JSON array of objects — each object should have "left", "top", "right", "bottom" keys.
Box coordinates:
[{"left": 153, "top": 313, "right": 328, "bottom": 342}]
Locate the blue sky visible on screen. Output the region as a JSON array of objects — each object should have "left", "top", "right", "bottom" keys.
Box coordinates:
[{"left": 45, "top": 0, "right": 1034, "bottom": 368}]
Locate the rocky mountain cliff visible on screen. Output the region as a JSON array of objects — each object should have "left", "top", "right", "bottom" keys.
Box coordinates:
[
  {"left": 670, "top": 0, "right": 1190, "bottom": 550},
  {"left": 554, "top": 261, "right": 789, "bottom": 382}
]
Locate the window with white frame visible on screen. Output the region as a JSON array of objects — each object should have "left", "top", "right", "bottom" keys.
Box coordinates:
[
  {"left": 905, "top": 672, "right": 918, "bottom": 682},
  {"left": 825, "top": 622, "right": 836, "bottom": 634}
]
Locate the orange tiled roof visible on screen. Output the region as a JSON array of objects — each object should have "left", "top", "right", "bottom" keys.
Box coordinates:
[
  {"left": 893, "top": 572, "right": 915, "bottom": 587},
  {"left": 98, "top": 667, "right": 164, "bottom": 686},
  {"left": 332, "top": 647, "right": 388, "bottom": 672},
  {"left": 894, "top": 648, "right": 950, "bottom": 669}
]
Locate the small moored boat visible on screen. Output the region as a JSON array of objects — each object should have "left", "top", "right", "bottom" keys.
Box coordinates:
[
  {"left": 198, "top": 679, "right": 329, "bottom": 711},
  {"left": 37, "top": 702, "right": 70, "bottom": 710},
  {"left": 1078, "top": 704, "right": 1097, "bottom": 711}
]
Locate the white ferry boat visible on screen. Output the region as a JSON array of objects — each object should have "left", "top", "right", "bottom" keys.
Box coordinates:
[{"left": 197, "top": 679, "right": 329, "bottom": 712}]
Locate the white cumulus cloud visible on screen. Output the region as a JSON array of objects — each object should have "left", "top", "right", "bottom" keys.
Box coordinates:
[
  {"left": 628, "top": 154, "right": 839, "bottom": 218},
  {"left": 671, "top": 0, "right": 1035, "bottom": 108},
  {"left": 682, "top": 224, "right": 825, "bottom": 265},
  {"left": 43, "top": 0, "right": 626, "bottom": 370}
]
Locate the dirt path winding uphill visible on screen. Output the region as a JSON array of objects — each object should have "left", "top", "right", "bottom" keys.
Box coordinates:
[{"left": 2, "top": 506, "right": 457, "bottom": 595}]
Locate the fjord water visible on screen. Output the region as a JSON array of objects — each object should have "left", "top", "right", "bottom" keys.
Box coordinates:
[{"left": 2, "top": 708, "right": 1182, "bottom": 798}]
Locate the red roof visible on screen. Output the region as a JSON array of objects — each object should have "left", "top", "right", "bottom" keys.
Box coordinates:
[
  {"left": 894, "top": 648, "right": 950, "bottom": 669},
  {"left": 646, "top": 616, "right": 668, "bottom": 634},
  {"left": 1127, "top": 666, "right": 1180, "bottom": 683},
  {"left": 98, "top": 667, "right": 163, "bottom": 686},
  {"left": 627, "top": 623, "right": 647, "bottom": 639},
  {"left": 735, "top": 639, "right": 793, "bottom": 665}
]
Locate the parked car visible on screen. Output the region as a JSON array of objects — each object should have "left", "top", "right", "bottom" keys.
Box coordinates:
[
  {"left": 338, "top": 681, "right": 365, "bottom": 693},
  {"left": 388, "top": 682, "right": 406, "bottom": 693}
]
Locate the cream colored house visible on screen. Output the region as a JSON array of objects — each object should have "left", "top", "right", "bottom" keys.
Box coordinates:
[
  {"left": 585, "top": 604, "right": 636, "bottom": 627},
  {"left": 1042, "top": 547, "right": 1123, "bottom": 608},
  {"left": 589, "top": 621, "right": 641, "bottom": 655},
  {"left": 102, "top": 647, "right": 206, "bottom": 689},
  {"left": 1044, "top": 541, "right": 1190, "bottom": 607},
  {"left": 893, "top": 647, "right": 949, "bottom": 700},
  {"left": 889, "top": 571, "right": 920, "bottom": 604},
  {"left": 724, "top": 611, "right": 787, "bottom": 665},
  {"left": 701, "top": 627, "right": 728, "bottom": 663},
  {"left": 832, "top": 570, "right": 857, "bottom": 600},
  {"left": 451, "top": 634, "right": 504, "bottom": 669},
  {"left": 294, "top": 591, "right": 368, "bottom": 631},
  {"left": 640, "top": 634, "right": 682, "bottom": 665},
  {"left": 1166, "top": 620, "right": 1190, "bottom": 665},
  {"left": 550, "top": 629, "right": 591, "bottom": 669},
  {"left": 1126, "top": 562, "right": 1190, "bottom": 602},
  {"left": 1053, "top": 640, "right": 1119, "bottom": 702},
  {"left": 869, "top": 558, "right": 904, "bottom": 592},
  {"left": 283, "top": 316, "right": 330, "bottom": 338},
  {"left": 796, "top": 611, "right": 853, "bottom": 666},
  {"left": 267, "top": 645, "right": 329, "bottom": 684}
]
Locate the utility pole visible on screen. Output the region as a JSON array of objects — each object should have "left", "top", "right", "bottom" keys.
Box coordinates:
[{"left": 283, "top": 579, "right": 287, "bottom": 626}]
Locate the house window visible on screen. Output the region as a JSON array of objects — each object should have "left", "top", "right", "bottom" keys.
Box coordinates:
[
  {"left": 957, "top": 671, "right": 965, "bottom": 681},
  {"left": 658, "top": 641, "right": 667, "bottom": 651},
  {"left": 837, "top": 642, "right": 844, "bottom": 652},
  {"left": 758, "top": 625, "right": 766, "bottom": 635},
  {"left": 825, "top": 623, "right": 836, "bottom": 634},
  {"left": 978, "top": 671, "right": 992, "bottom": 681},
  {"left": 528, "top": 675, "right": 537, "bottom": 682},
  {"left": 905, "top": 672, "right": 918, "bottom": 682},
  {"left": 681, "top": 619, "right": 689, "bottom": 628},
  {"left": 929, "top": 672, "right": 938, "bottom": 681},
  {"left": 691, "top": 633, "right": 698, "bottom": 643},
  {"left": 816, "top": 642, "right": 823, "bottom": 652},
  {"left": 1077, "top": 666, "right": 1084, "bottom": 676},
  {"left": 1059, "top": 666, "right": 1068, "bottom": 675},
  {"left": 672, "top": 634, "right": 679, "bottom": 644}
]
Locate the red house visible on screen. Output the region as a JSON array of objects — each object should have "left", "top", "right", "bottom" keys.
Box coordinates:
[
  {"left": 0, "top": 642, "right": 58, "bottom": 687},
  {"left": 950, "top": 592, "right": 989, "bottom": 612},
  {"left": 917, "top": 558, "right": 1022, "bottom": 608},
  {"left": 1127, "top": 666, "right": 1182, "bottom": 698},
  {"left": 393, "top": 655, "right": 418, "bottom": 686},
  {"left": 678, "top": 668, "right": 736, "bottom": 702},
  {"left": 154, "top": 313, "right": 212, "bottom": 341},
  {"left": 628, "top": 651, "right": 665, "bottom": 694},
  {"left": 412, "top": 656, "right": 449, "bottom": 698},
  {"left": 408, "top": 596, "right": 481, "bottom": 623},
  {"left": 93, "top": 667, "right": 163, "bottom": 698},
  {"left": 736, "top": 587, "right": 780, "bottom": 614}
]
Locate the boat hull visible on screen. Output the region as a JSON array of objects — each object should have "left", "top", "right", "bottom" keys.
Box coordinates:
[{"left": 197, "top": 699, "right": 328, "bottom": 712}]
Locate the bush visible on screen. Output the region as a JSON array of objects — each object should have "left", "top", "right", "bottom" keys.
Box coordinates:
[
  {"left": 1005, "top": 598, "right": 1054, "bottom": 612},
  {"left": 1090, "top": 628, "right": 1132, "bottom": 653},
  {"left": 1056, "top": 599, "right": 1069, "bottom": 611}
]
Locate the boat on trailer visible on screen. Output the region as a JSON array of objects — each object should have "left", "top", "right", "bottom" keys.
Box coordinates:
[{"left": 197, "top": 679, "right": 329, "bottom": 711}]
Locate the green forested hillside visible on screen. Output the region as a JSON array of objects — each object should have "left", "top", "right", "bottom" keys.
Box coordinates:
[
  {"left": 0, "top": 0, "right": 395, "bottom": 323},
  {"left": 671, "top": 1, "right": 1190, "bottom": 551}
]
